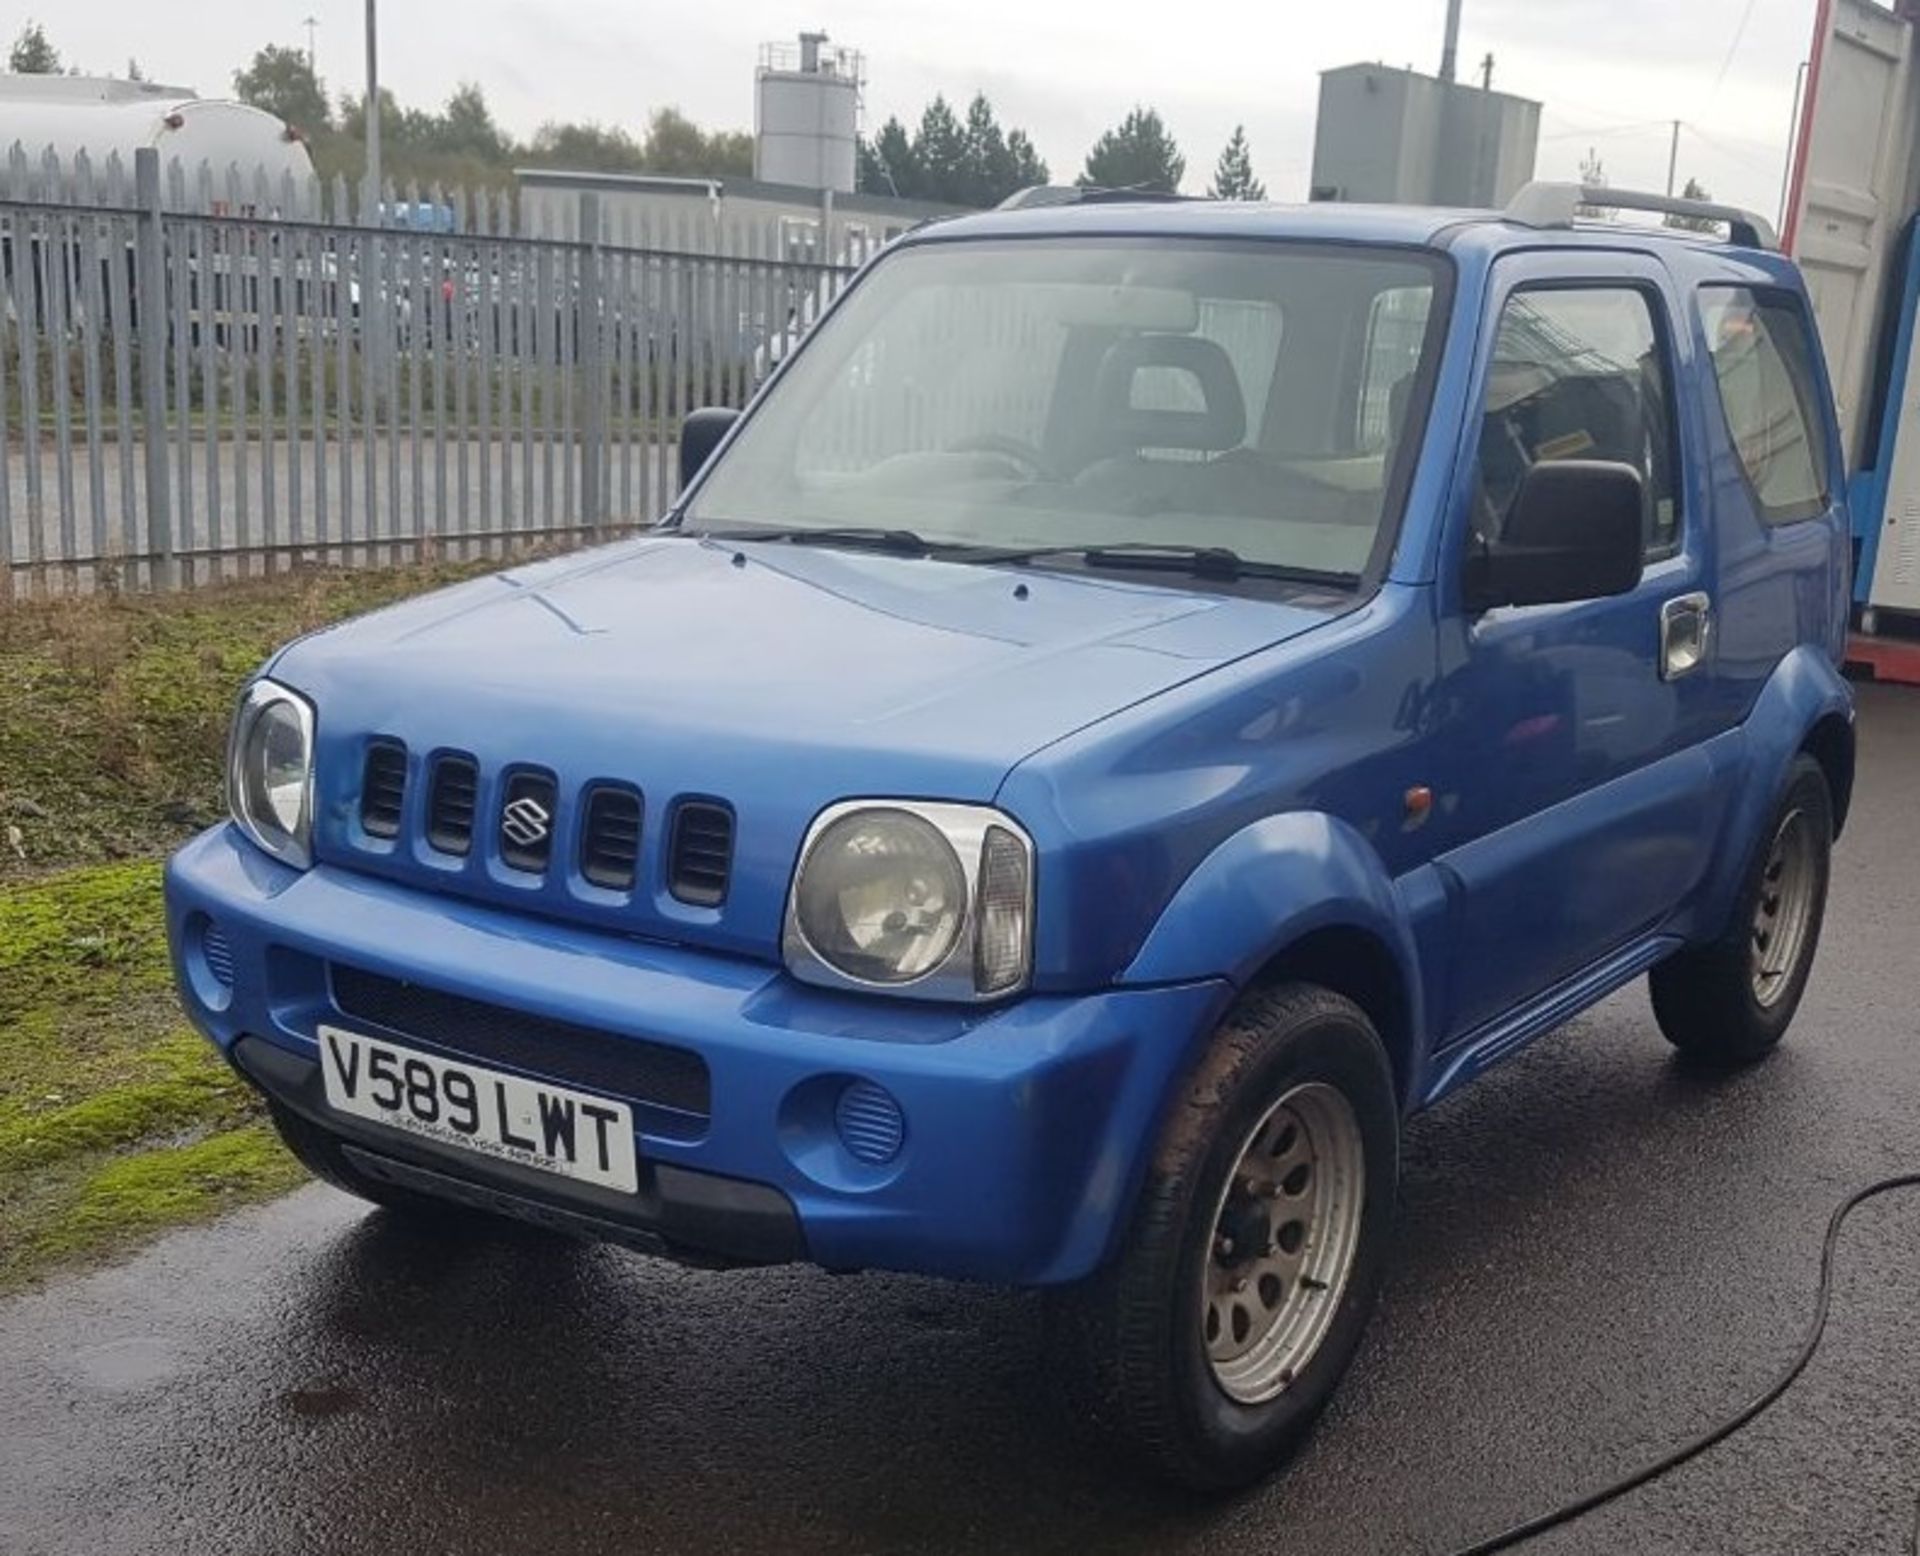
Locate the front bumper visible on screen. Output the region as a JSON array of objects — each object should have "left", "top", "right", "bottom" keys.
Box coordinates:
[{"left": 165, "top": 825, "right": 1228, "bottom": 1285}]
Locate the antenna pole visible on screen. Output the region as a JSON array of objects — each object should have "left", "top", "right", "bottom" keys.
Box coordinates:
[
  {"left": 1667, "top": 118, "right": 1680, "bottom": 196},
  {"left": 363, "top": 0, "right": 381, "bottom": 214},
  {"left": 1440, "top": 0, "right": 1463, "bottom": 82},
  {"left": 1778, "top": 59, "right": 1809, "bottom": 232}
]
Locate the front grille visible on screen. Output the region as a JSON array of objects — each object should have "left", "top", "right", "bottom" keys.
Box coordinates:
[
  {"left": 499, "top": 769, "right": 558, "bottom": 874},
  {"left": 426, "top": 754, "right": 478, "bottom": 856},
  {"left": 668, "top": 801, "right": 734, "bottom": 907},
  {"left": 331, "top": 964, "right": 712, "bottom": 1120},
  {"left": 360, "top": 741, "right": 408, "bottom": 838},
  {"left": 581, "top": 785, "right": 643, "bottom": 891},
  {"left": 347, "top": 749, "right": 736, "bottom": 914}
]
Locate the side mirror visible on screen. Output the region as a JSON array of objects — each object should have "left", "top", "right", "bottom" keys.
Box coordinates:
[
  {"left": 680, "top": 407, "right": 740, "bottom": 490},
  {"left": 1464, "top": 459, "right": 1645, "bottom": 612}
]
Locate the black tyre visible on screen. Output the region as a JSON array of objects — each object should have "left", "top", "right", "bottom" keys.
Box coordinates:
[
  {"left": 1650, "top": 753, "right": 1834, "bottom": 1066},
  {"left": 1053, "top": 983, "right": 1400, "bottom": 1491}
]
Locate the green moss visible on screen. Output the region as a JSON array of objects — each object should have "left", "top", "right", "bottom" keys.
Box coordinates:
[
  {"left": 0, "top": 1028, "right": 255, "bottom": 1172},
  {"left": 0, "top": 859, "right": 169, "bottom": 1025},
  {"left": 0, "top": 860, "right": 185, "bottom": 1127},
  {"left": 0, "top": 1123, "right": 307, "bottom": 1292},
  {"left": 59, "top": 1123, "right": 305, "bottom": 1235},
  {"left": 0, "top": 860, "right": 296, "bottom": 1286},
  {"left": 0, "top": 563, "right": 533, "bottom": 1288},
  {"left": 0, "top": 560, "right": 495, "bottom": 877}
]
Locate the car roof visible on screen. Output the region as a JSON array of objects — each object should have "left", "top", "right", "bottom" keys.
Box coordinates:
[{"left": 903, "top": 197, "right": 1780, "bottom": 272}]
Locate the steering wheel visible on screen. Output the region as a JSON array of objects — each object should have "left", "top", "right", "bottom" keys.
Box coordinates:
[{"left": 946, "top": 432, "right": 1058, "bottom": 480}]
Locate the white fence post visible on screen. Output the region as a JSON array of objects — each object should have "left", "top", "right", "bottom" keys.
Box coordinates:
[
  {"left": 134, "top": 148, "right": 173, "bottom": 589},
  {"left": 578, "top": 189, "right": 606, "bottom": 541}
]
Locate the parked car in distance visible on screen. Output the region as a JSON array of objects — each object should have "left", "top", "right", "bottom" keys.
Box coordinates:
[{"left": 167, "top": 181, "right": 1855, "bottom": 1490}]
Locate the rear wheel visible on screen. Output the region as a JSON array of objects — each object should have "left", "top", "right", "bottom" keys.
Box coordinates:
[
  {"left": 1053, "top": 983, "right": 1399, "bottom": 1490},
  {"left": 1650, "top": 754, "right": 1833, "bottom": 1065}
]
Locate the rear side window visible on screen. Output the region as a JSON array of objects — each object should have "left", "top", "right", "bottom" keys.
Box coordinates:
[
  {"left": 1699, "top": 288, "right": 1830, "bottom": 524},
  {"left": 1473, "top": 285, "right": 1681, "bottom": 560},
  {"left": 1357, "top": 286, "right": 1433, "bottom": 453}
]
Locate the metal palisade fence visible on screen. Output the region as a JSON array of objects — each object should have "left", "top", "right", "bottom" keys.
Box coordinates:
[{"left": 0, "top": 146, "right": 872, "bottom": 599}]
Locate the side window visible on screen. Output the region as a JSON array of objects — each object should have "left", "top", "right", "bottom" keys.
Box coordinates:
[
  {"left": 1699, "top": 287, "right": 1830, "bottom": 524},
  {"left": 1474, "top": 286, "right": 1681, "bottom": 560},
  {"left": 1357, "top": 286, "right": 1433, "bottom": 453}
]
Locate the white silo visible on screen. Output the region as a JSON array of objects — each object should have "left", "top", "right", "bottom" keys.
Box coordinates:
[{"left": 754, "top": 32, "right": 862, "bottom": 193}]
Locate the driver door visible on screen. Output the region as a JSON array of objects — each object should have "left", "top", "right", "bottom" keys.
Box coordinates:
[{"left": 1426, "top": 252, "right": 1727, "bottom": 1043}]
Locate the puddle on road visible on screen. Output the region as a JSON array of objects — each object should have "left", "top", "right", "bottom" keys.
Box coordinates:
[{"left": 280, "top": 1385, "right": 364, "bottom": 1418}]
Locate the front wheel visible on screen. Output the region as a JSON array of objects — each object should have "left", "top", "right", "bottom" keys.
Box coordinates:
[
  {"left": 1053, "top": 983, "right": 1399, "bottom": 1490},
  {"left": 1650, "top": 753, "right": 1833, "bottom": 1066}
]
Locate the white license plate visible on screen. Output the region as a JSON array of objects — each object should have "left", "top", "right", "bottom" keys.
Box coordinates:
[{"left": 317, "top": 1024, "right": 638, "bottom": 1194}]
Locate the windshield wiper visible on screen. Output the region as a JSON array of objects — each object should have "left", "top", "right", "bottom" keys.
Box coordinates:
[
  {"left": 962, "top": 541, "right": 1359, "bottom": 589},
  {"left": 691, "top": 524, "right": 953, "bottom": 557},
  {"left": 675, "top": 528, "right": 1358, "bottom": 588}
]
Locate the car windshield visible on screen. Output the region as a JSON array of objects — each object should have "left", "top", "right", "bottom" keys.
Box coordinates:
[{"left": 683, "top": 237, "right": 1448, "bottom": 581}]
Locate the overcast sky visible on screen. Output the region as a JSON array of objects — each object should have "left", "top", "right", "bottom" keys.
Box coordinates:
[{"left": 47, "top": 0, "right": 1814, "bottom": 219}]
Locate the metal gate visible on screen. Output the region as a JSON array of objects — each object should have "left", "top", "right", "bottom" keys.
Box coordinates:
[{"left": 0, "top": 146, "right": 868, "bottom": 598}]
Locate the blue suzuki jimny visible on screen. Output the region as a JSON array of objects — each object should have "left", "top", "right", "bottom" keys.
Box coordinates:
[{"left": 167, "top": 181, "right": 1854, "bottom": 1488}]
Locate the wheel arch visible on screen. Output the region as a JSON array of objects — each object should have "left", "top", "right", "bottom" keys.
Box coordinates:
[
  {"left": 1692, "top": 645, "right": 1853, "bottom": 940},
  {"left": 1121, "top": 810, "right": 1426, "bottom": 1109},
  {"left": 1799, "top": 709, "right": 1855, "bottom": 837},
  {"left": 1247, "top": 924, "right": 1417, "bottom": 1109}
]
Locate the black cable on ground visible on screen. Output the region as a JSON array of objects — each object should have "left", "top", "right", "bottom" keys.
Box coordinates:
[{"left": 1446, "top": 1171, "right": 1920, "bottom": 1555}]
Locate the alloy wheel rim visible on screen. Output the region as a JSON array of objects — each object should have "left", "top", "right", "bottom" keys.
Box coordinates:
[
  {"left": 1200, "top": 1080, "right": 1366, "bottom": 1405},
  {"left": 1751, "top": 807, "right": 1817, "bottom": 1008}
]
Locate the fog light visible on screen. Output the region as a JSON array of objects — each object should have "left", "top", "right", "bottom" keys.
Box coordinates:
[
  {"left": 202, "top": 923, "right": 236, "bottom": 988},
  {"left": 181, "top": 912, "right": 235, "bottom": 1013},
  {"left": 834, "top": 1080, "right": 905, "bottom": 1165}
]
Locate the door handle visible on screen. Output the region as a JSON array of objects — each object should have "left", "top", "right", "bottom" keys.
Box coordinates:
[{"left": 1660, "top": 591, "right": 1712, "bottom": 680}]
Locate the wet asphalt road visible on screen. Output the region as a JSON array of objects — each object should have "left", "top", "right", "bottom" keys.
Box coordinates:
[{"left": 3, "top": 683, "right": 1918, "bottom": 1556}]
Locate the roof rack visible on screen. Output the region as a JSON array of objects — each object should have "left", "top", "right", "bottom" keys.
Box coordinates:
[
  {"left": 997, "top": 184, "right": 1194, "bottom": 210},
  {"left": 1503, "top": 181, "right": 1778, "bottom": 251}
]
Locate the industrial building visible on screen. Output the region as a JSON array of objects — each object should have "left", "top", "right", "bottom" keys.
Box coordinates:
[
  {"left": 1309, "top": 64, "right": 1540, "bottom": 207},
  {"left": 755, "top": 33, "right": 860, "bottom": 192},
  {"left": 1308, "top": 3, "right": 1540, "bottom": 207}
]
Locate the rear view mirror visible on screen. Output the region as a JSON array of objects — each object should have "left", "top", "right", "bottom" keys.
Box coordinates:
[
  {"left": 680, "top": 407, "right": 740, "bottom": 489},
  {"left": 1045, "top": 283, "right": 1199, "bottom": 332},
  {"left": 1464, "top": 460, "right": 1645, "bottom": 611}
]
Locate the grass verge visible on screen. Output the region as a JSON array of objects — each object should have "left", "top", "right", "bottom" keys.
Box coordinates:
[
  {"left": 0, "top": 858, "right": 308, "bottom": 1291},
  {"left": 0, "top": 560, "right": 492, "bottom": 878},
  {"left": 0, "top": 560, "right": 502, "bottom": 1287}
]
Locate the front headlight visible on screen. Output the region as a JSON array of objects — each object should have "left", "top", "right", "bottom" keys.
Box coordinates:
[
  {"left": 784, "top": 801, "right": 1034, "bottom": 1001},
  {"left": 226, "top": 679, "right": 315, "bottom": 869}
]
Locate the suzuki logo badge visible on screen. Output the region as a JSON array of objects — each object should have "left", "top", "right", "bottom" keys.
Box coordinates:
[{"left": 501, "top": 795, "right": 552, "bottom": 849}]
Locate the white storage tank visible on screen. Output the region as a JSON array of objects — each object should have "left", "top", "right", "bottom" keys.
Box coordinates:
[
  {"left": 754, "top": 33, "right": 860, "bottom": 194},
  {"left": 0, "top": 74, "right": 314, "bottom": 185}
]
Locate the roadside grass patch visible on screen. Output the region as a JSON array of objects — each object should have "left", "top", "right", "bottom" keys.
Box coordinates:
[
  {"left": 0, "top": 560, "right": 491, "bottom": 877},
  {"left": 16, "top": 1123, "right": 308, "bottom": 1279},
  {"left": 0, "top": 857, "right": 305, "bottom": 1289},
  {"left": 0, "top": 561, "right": 514, "bottom": 1288}
]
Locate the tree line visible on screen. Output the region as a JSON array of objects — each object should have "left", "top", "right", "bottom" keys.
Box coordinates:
[
  {"left": 9, "top": 21, "right": 1273, "bottom": 207},
  {"left": 231, "top": 43, "right": 752, "bottom": 191},
  {"left": 861, "top": 101, "right": 1264, "bottom": 204}
]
